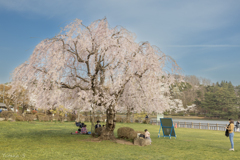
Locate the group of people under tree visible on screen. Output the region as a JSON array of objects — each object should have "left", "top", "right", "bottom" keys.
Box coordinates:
[{"left": 73, "top": 119, "right": 151, "bottom": 144}]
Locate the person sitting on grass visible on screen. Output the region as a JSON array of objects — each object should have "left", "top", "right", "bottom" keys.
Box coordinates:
[
  {"left": 81, "top": 125, "right": 88, "bottom": 134},
  {"left": 95, "top": 120, "right": 101, "bottom": 129},
  {"left": 145, "top": 129, "right": 151, "bottom": 144}
]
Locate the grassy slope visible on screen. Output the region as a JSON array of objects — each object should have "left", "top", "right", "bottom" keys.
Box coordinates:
[{"left": 0, "top": 121, "right": 239, "bottom": 160}]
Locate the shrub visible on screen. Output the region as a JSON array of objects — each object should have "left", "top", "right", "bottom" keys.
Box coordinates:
[
  {"left": 16, "top": 116, "right": 24, "bottom": 121},
  {"left": 117, "top": 127, "right": 134, "bottom": 139},
  {"left": 68, "top": 114, "right": 77, "bottom": 121},
  {"left": 122, "top": 118, "right": 128, "bottom": 123},
  {"left": 0, "top": 111, "right": 14, "bottom": 121},
  {"left": 178, "top": 113, "right": 184, "bottom": 116},
  {"left": 189, "top": 113, "right": 196, "bottom": 116},
  {"left": 0, "top": 111, "right": 9, "bottom": 120},
  {"left": 58, "top": 115, "right": 65, "bottom": 122},
  {"left": 116, "top": 116, "right": 123, "bottom": 123},
  {"left": 65, "top": 117, "right": 71, "bottom": 122},
  {"left": 163, "top": 112, "right": 169, "bottom": 115},
  {"left": 52, "top": 114, "right": 59, "bottom": 121},
  {"left": 117, "top": 127, "right": 146, "bottom": 141},
  {"left": 25, "top": 114, "right": 36, "bottom": 121},
  {"left": 38, "top": 115, "right": 50, "bottom": 122},
  {"left": 143, "top": 119, "right": 150, "bottom": 124},
  {"left": 135, "top": 119, "right": 139, "bottom": 123},
  {"left": 35, "top": 113, "right": 45, "bottom": 120}
]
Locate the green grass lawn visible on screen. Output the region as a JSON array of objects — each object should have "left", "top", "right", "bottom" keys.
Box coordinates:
[{"left": 0, "top": 121, "right": 239, "bottom": 160}]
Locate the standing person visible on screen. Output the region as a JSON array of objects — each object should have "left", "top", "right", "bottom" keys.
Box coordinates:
[
  {"left": 95, "top": 120, "right": 101, "bottom": 129},
  {"left": 235, "top": 121, "right": 240, "bottom": 132},
  {"left": 144, "top": 129, "right": 151, "bottom": 144},
  {"left": 226, "top": 118, "right": 234, "bottom": 151}
]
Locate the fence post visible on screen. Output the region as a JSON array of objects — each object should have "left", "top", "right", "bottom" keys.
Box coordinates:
[
  {"left": 185, "top": 122, "right": 186, "bottom": 128},
  {"left": 178, "top": 121, "right": 180, "bottom": 128},
  {"left": 191, "top": 122, "right": 193, "bottom": 128},
  {"left": 216, "top": 123, "right": 218, "bottom": 130},
  {"left": 199, "top": 122, "right": 201, "bottom": 129},
  {"left": 207, "top": 123, "right": 209, "bottom": 130}
]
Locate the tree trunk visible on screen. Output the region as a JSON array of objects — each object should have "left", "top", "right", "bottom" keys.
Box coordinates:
[
  {"left": 22, "top": 105, "right": 26, "bottom": 114},
  {"left": 99, "top": 105, "right": 116, "bottom": 140},
  {"left": 14, "top": 100, "right": 18, "bottom": 113},
  {"left": 77, "top": 111, "right": 80, "bottom": 122},
  {"left": 5, "top": 100, "right": 11, "bottom": 111},
  {"left": 126, "top": 106, "right": 131, "bottom": 123},
  {"left": 91, "top": 110, "right": 95, "bottom": 134}
]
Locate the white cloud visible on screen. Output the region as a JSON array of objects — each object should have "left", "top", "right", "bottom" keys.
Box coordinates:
[
  {"left": 201, "top": 61, "right": 240, "bottom": 72},
  {"left": 202, "top": 65, "right": 227, "bottom": 72}
]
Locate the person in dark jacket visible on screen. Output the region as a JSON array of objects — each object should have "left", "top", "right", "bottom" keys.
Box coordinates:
[{"left": 95, "top": 120, "right": 101, "bottom": 129}]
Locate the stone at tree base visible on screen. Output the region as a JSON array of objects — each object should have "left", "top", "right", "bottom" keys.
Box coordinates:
[{"left": 134, "top": 138, "right": 151, "bottom": 146}]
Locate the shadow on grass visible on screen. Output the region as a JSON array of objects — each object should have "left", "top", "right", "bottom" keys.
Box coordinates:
[{"left": 2, "top": 121, "right": 91, "bottom": 140}]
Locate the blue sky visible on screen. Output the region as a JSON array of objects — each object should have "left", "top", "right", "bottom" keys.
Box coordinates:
[{"left": 0, "top": 0, "right": 239, "bottom": 86}]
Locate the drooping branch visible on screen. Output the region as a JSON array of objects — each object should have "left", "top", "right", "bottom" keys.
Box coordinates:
[{"left": 61, "top": 82, "right": 90, "bottom": 90}]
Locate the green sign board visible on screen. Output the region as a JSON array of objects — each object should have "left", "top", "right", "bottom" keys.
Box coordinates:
[{"left": 158, "top": 118, "right": 176, "bottom": 139}]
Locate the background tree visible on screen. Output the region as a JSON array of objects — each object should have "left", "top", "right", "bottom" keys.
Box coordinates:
[
  {"left": 196, "top": 81, "right": 238, "bottom": 119},
  {"left": 0, "top": 84, "right": 14, "bottom": 111},
  {"left": 10, "top": 18, "right": 180, "bottom": 139}
]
